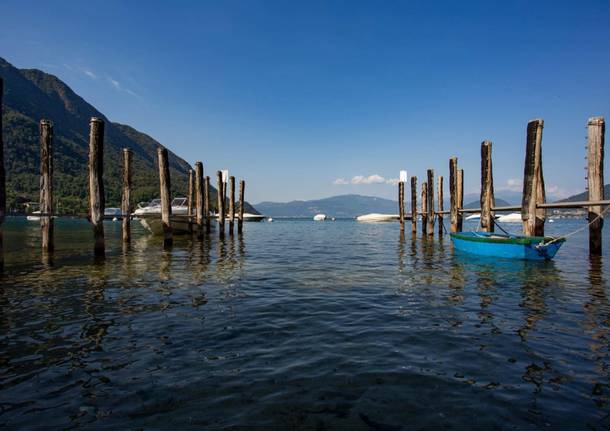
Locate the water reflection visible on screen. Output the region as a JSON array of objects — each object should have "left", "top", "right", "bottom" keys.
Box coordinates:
[{"left": 1, "top": 218, "right": 610, "bottom": 429}]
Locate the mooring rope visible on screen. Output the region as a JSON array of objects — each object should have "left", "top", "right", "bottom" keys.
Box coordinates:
[{"left": 535, "top": 204, "right": 610, "bottom": 248}]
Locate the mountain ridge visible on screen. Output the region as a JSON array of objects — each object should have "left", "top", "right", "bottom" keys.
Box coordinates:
[{"left": 0, "top": 57, "right": 256, "bottom": 214}]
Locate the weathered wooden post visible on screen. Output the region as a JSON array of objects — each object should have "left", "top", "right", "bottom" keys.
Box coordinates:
[
  {"left": 457, "top": 169, "right": 464, "bottom": 231},
  {"left": 188, "top": 169, "right": 194, "bottom": 232},
  {"left": 157, "top": 147, "right": 172, "bottom": 247},
  {"left": 480, "top": 141, "right": 495, "bottom": 232},
  {"left": 587, "top": 116, "right": 605, "bottom": 255},
  {"left": 229, "top": 176, "right": 236, "bottom": 235},
  {"left": 194, "top": 162, "right": 204, "bottom": 238},
  {"left": 437, "top": 176, "right": 444, "bottom": 236},
  {"left": 521, "top": 119, "right": 546, "bottom": 236},
  {"left": 88, "top": 117, "right": 105, "bottom": 256},
  {"left": 411, "top": 176, "right": 417, "bottom": 234},
  {"left": 398, "top": 181, "right": 405, "bottom": 231},
  {"left": 122, "top": 148, "right": 132, "bottom": 243},
  {"left": 39, "top": 120, "right": 54, "bottom": 252},
  {"left": 421, "top": 182, "right": 428, "bottom": 235},
  {"left": 204, "top": 175, "right": 211, "bottom": 234},
  {"left": 217, "top": 171, "right": 225, "bottom": 238},
  {"left": 426, "top": 169, "right": 434, "bottom": 236},
  {"left": 449, "top": 157, "right": 458, "bottom": 232},
  {"left": 238, "top": 180, "right": 245, "bottom": 234},
  {"left": 0, "top": 78, "right": 4, "bottom": 271}
]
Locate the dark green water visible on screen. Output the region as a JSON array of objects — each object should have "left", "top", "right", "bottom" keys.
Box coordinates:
[{"left": 1, "top": 217, "right": 609, "bottom": 430}]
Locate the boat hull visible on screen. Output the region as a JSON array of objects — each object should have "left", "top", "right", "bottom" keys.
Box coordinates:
[
  {"left": 450, "top": 232, "right": 564, "bottom": 261},
  {"left": 138, "top": 215, "right": 192, "bottom": 235}
]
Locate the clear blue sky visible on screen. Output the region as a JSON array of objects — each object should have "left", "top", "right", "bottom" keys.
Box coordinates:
[{"left": 1, "top": 0, "right": 609, "bottom": 203}]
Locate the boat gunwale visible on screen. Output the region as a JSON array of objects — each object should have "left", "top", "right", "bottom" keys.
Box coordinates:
[{"left": 450, "top": 231, "right": 565, "bottom": 246}]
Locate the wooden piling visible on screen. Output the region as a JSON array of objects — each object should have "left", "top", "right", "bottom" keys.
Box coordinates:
[
  {"left": 157, "top": 147, "right": 172, "bottom": 247},
  {"left": 238, "top": 180, "right": 245, "bottom": 234},
  {"left": 411, "top": 176, "right": 417, "bottom": 233},
  {"left": 88, "top": 117, "right": 105, "bottom": 256},
  {"left": 449, "top": 157, "right": 458, "bottom": 232},
  {"left": 217, "top": 171, "right": 225, "bottom": 237},
  {"left": 587, "top": 116, "right": 605, "bottom": 255},
  {"left": 480, "top": 141, "right": 495, "bottom": 232},
  {"left": 0, "top": 78, "right": 4, "bottom": 270},
  {"left": 40, "top": 120, "right": 54, "bottom": 252},
  {"left": 204, "top": 175, "right": 211, "bottom": 233},
  {"left": 398, "top": 181, "right": 405, "bottom": 231},
  {"left": 195, "top": 162, "right": 204, "bottom": 238},
  {"left": 229, "top": 176, "right": 235, "bottom": 235},
  {"left": 426, "top": 169, "right": 434, "bottom": 236},
  {"left": 122, "top": 148, "right": 132, "bottom": 243},
  {"left": 437, "top": 176, "right": 443, "bottom": 236},
  {"left": 457, "top": 169, "right": 464, "bottom": 231},
  {"left": 421, "top": 182, "right": 427, "bottom": 235},
  {"left": 522, "top": 119, "right": 546, "bottom": 236},
  {"left": 188, "top": 169, "right": 194, "bottom": 232}
]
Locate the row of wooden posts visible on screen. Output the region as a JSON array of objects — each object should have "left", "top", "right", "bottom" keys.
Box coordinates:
[
  {"left": 0, "top": 76, "right": 248, "bottom": 270},
  {"left": 396, "top": 117, "right": 607, "bottom": 256},
  {"left": 79, "top": 118, "right": 249, "bottom": 256}
]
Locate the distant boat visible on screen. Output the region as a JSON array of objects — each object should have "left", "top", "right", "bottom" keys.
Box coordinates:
[
  {"left": 450, "top": 232, "right": 565, "bottom": 261},
  {"left": 267, "top": 217, "right": 273, "bottom": 222},
  {"left": 104, "top": 207, "right": 122, "bottom": 220},
  {"left": 313, "top": 214, "right": 327, "bottom": 221},
  {"left": 242, "top": 213, "right": 266, "bottom": 222},
  {"left": 465, "top": 213, "right": 500, "bottom": 221},
  {"left": 26, "top": 211, "right": 41, "bottom": 221},
  {"left": 356, "top": 213, "right": 399, "bottom": 222},
  {"left": 497, "top": 212, "right": 521, "bottom": 223},
  {"left": 26, "top": 210, "right": 57, "bottom": 221}
]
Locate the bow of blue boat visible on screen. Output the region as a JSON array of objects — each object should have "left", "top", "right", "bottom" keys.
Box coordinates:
[{"left": 450, "top": 231, "right": 565, "bottom": 261}]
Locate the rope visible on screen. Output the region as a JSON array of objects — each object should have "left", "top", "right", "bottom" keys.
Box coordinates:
[
  {"left": 536, "top": 205, "right": 610, "bottom": 248},
  {"left": 492, "top": 217, "right": 512, "bottom": 236}
]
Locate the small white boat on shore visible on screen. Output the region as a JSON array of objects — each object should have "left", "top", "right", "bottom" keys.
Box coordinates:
[
  {"left": 356, "top": 213, "right": 399, "bottom": 222},
  {"left": 313, "top": 214, "right": 327, "bottom": 221},
  {"left": 497, "top": 212, "right": 522, "bottom": 223}
]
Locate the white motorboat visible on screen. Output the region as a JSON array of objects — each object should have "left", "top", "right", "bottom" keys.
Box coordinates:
[
  {"left": 26, "top": 210, "right": 41, "bottom": 221},
  {"left": 356, "top": 213, "right": 399, "bottom": 222},
  {"left": 496, "top": 212, "right": 522, "bottom": 223},
  {"left": 313, "top": 214, "right": 327, "bottom": 221},
  {"left": 27, "top": 210, "right": 57, "bottom": 221},
  {"left": 241, "top": 213, "right": 266, "bottom": 222},
  {"left": 134, "top": 197, "right": 191, "bottom": 235},
  {"left": 465, "top": 213, "right": 481, "bottom": 221}
]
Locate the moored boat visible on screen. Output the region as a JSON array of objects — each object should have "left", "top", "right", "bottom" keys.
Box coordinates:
[
  {"left": 356, "top": 213, "right": 399, "bottom": 222},
  {"left": 313, "top": 214, "right": 327, "bottom": 221},
  {"left": 134, "top": 197, "right": 192, "bottom": 234},
  {"left": 496, "top": 212, "right": 521, "bottom": 223},
  {"left": 450, "top": 231, "right": 565, "bottom": 261}
]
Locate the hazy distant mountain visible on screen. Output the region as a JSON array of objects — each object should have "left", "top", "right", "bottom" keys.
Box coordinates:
[
  {"left": 558, "top": 185, "right": 610, "bottom": 202},
  {"left": 463, "top": 198, "right": 511, "bottom": 209},
  {"left": 255, "top": 194, "right": 400, "bottom": 218}
]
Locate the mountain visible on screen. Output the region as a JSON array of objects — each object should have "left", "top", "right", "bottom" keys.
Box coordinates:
[
  {"left": 0, "top": 57, "right": 256, "bottom": 214},
  {"left": 463, "top": 198, "right": 511, "bottom": 209},
  {"left": 255, "top": 194, "right": 399, "bottom": 218},
  {"left": 558, "top": 185, "right": 610, "bottom": 203}
]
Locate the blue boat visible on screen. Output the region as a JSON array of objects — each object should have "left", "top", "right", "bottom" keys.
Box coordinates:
[{"left": 450, "top": 231, "right": 565, "bottom": 261}]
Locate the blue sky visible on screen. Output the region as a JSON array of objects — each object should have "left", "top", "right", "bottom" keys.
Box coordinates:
[{"left": 1, "top": 0, "right": 609, "bottom": 203}]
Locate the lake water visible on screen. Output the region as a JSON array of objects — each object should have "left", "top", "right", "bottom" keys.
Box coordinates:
[{"left": 1, "top": 217, "right": 609, "bottom": 430}]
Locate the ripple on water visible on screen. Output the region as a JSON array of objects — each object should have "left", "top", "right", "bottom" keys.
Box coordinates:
[{"left": 0, "top": 218, "right": 609, "bottom": 429}]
